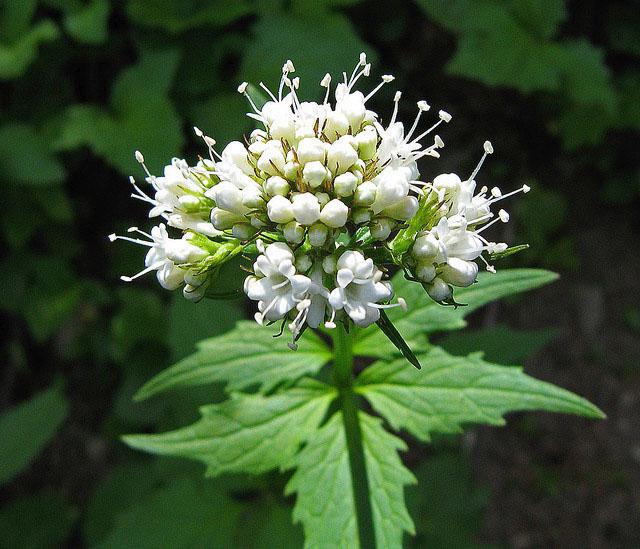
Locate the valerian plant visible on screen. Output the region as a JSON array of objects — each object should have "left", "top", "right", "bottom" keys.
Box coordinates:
[{"left": 111, "top": 55, "right": 603, "bottom": 548}]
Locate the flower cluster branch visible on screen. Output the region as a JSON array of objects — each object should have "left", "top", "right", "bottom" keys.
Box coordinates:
[{"left": 111, "top": 54, "right": 529, "bottom": 349}]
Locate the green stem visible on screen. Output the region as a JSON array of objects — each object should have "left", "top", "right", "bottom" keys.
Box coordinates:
[{"left": 332, "top": 325, "right": 376, "bottom": 549}]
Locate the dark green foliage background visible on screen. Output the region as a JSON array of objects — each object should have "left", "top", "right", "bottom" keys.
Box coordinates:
[{"left": 0, "top": 0, "right": 638, "bottom": 546}]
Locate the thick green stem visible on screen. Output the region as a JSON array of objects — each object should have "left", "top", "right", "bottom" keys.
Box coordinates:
[{"left": 332, "top": 326, "right": 376, "bottom": 549}]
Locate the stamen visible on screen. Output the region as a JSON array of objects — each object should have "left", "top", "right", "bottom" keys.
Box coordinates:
[
  {"left": 321, "top": 73, "right": 332, "bottom": 104},
  {"left": 404, "top": 100, "right": 431, "bottom": 141},
  {"left": 364, "top": 74, "right": 394, "bottom": 102},
  {"left": 238, "top": 82, "right": 263, "bottom": 115},
  {"left": 120, "top": 262, "right": 163, "bottom": 282},
  {"left": 259, "top": 82, "right": 277, "bottom": 101},
  {"left": 127, "top": 226, "right": 153, "bottom": 239},
  {"left": 108, "top": 234, "right": 154, "bottom": 247},
  {"left": 348, "top": 54, "right": 365, "bottom": 87},
  {"left": 478, "top": 254, "right": 496, "bottom": 273},
  {"left": 475, "top": 211, "right": 508, "bottom": 234},
  {"left": 135, "top": 150, "right": 152, "bottom": 178},
  {"left": 487, "top": 184, "right": 530, "bottom": 206},
  {"left": 388, "top": 91, "right": 401, "bottom": 125},
  {"left": 468, "top": 141, "right": 494, "bottom": 182}
]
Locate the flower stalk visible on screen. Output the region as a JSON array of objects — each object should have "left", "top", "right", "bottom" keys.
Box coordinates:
[{"left": 332, "top": 325, "right": 376, "bottom": 549}]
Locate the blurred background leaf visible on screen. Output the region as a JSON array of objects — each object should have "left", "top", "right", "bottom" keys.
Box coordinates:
[{"left": 0, "top": 383, "right": 68, "bottom": 485}]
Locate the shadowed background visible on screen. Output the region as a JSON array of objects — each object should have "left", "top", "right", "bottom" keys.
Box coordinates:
[{"left": 0, "top": 0, "right": 638, "bottom": 547}]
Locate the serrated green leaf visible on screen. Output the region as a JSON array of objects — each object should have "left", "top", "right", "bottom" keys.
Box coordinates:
[
  {"left": 135, "top": 320, "right": 332, "bottom": 399},
  {"left": 362, "top": 413, "right": 417, "bottom": 547},
  {"left": 0, "top": 383, "right": 69, "bottom": 485},
  {"left": 124, "top": 380, "right": 336, "bottom": 476},
  {"left": 286, "top": 411, "right": 415, "bottom": 548},
  {"left": 355, "top": 346, "right": 604, "bottom": 443},
  {"left": 353, "top": 269, "right": 558, "bottom": 359}
]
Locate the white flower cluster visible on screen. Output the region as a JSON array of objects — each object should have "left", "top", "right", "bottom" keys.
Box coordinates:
[{"left": 111, "top": 53, "right": 528, "bottom": 347}]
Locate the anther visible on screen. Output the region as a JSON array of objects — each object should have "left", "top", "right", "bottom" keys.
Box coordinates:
[{"left": 438, "top": 110, "right": 452, "bottom": 122}]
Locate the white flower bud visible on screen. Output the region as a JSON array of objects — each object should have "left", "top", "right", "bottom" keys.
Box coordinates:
[
  {"left": 354, "top": 127, "right": 377, "bottom": 161},
  {"left": 286, "top": 150, "right": 296, "bottom": 163},
  {"left": 232, "top": 223, "right": 255, "bottom": 240},
  {"left": 164, "top": 238, "right": 208, "bottom": 264},
  {"left": 327, "top": 137, "right": 358, "bottom": 175},
  {"left": 415, "top": 263, "right": 436, "bottom": 282},
  {"left": 296, "top": 137, "right": 326, "bottom": 165},
  {"left": 302, "top": 161, "right": 329, "bottom": 188},
  {"left": 427, "top": 277, "right": 452, "bottom": 301},
  {"left": 295, "top": 125, "right": 315, "bottom": 140},
  {"left": 354, "top": 181, "right": 377, "bottom": 206},
  {"left": 440, "top": 257, "right": 478, "bottom": 287},
  {"left": 383, "top": 196, "right": 419, "bottom": 220},
  {"left": 283, "top": 221, "right": 305, "bottom": 244},
  {"left": 320, "top": 199, "right": 349, "bottom": 228},
  {"left": 308, "top": 223, "right": 328, "bottom": 247},
  {"left": 292, "top": 192, "right": 321, "bottom": 225},
  {"left": 178, "top": 195, "right": 201, "bottom": 210},
  {"left": 250, "top": 128, "right": 267, "bottom": 142},
  {"left": 333, "top": 172, "right": 358, "bottom": 197},
  {"left": 267, "top": 195, "right": 294, "bottom": 224},
  {"left": 208, "top": 181, "right": 243, "bottom": 213},
  {"left": 265, "top": 176, "right": 290, "bottom": 197},
  {"left": 322, "top": 255, "right": 337, "bottom": 273},
  {"left": 269, "top": 116, "right": 295, "bottom": 142},
  {"left": 250, "top": 216, "right": 265, "bottom": 228},
  {"left": 211, "top": 207, "right": 243, "bottom": 230},
  {"left": 413, "top": 233, "right": 439, "bottom": 260},
  {"left": 183, "top": 271, "right": 209, "bottom": 302},
  {"left": 241, "top": 186, "right": 264, "bottom": 209},
  {"left": 370, "top": 217, "right": 394, "bottom": 240},
  {"left": 296, "top": 254, "right": 312, "bottom": 272},
  {"left": 222, "top": 141, "right": 253, "bottom": 175},
  {"left": 324, "top": 110, "right": 350, "bottom": 141},
  {"left": 371, "top": 167, "right": 409, "bottom": 213},
  {"left": 338, "top": 91, "right": 366, "bottom": 130},
  {"left": 432, "top": 173, "right": 462, "bottom": 196},
  {"left": 283, "top": 161, "right": 299, "bottom": 181},
  {"left": 351, "top": 168, "right": 364, "bottom": 185},
  {"left": 257, "top": 144, "right": 285, "bottom": 176},
  {"left": 351, "top": 208, "right": 371, "bottom": 224}
]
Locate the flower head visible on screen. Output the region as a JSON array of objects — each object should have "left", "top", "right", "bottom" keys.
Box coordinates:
[{"left": 111, "top": 53, "right": 529, "bottom": 347}]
